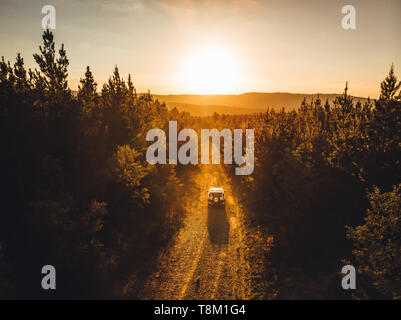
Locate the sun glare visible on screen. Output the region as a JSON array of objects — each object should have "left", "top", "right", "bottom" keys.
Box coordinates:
[{"left": 180, "top": 46, "right": 240, "bottom": 94}]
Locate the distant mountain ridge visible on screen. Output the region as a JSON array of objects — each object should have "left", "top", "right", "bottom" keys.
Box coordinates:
[
  {"left": 72, "top": 91, "right": 371, "bottom": 116},
  {"left": 153, "top": 92, "right": 371, "bottom": 116}
]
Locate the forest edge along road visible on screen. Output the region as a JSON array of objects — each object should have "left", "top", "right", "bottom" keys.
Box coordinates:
[{"left": 139, "top": 165, "right": 271, "bottom": 299}]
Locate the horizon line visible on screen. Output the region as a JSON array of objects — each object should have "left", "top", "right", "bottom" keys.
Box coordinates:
[{"left": 70, "top": 88, "right": 376, "bottom": 99}]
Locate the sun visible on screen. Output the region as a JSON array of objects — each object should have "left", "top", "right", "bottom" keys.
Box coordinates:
[{"left": 180, "top": 45, "right": 240, "bottom": 94}]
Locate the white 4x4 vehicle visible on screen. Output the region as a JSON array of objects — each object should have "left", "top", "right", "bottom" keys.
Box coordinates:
[{"left": 208, "top": 187, "right": 225, "bottom": 208}]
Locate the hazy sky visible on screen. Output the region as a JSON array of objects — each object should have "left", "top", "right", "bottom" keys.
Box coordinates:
[{"left": 0, "top": 0, "right": 400, "bottom": 97}]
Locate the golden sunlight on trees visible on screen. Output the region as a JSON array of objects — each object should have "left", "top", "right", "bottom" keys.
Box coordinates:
[
  {"left": 346, "top": 185, "right": 401, "bottom": 299},
  {"left": 0, "top": 30, "right": 400, "bottom": 299}
]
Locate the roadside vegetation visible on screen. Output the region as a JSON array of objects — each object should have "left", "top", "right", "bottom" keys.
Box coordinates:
[
  {"left": 0, "top": 31, "right": 197, "bottom": 298},
  {"left": 224, "top": 68, "right": 401, "bottom": 299},
  {"left": 0, "top": 31, "right": 400, "bottom": 299}
]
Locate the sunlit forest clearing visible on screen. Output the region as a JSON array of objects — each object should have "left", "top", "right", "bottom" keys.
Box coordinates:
[{"left": 0, "top": 31, "right": 400, "bottom": 299}]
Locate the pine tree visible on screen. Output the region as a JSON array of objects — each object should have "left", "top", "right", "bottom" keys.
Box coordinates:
[
  {"left": 346, "top": 184, "right": 401, "bottom": 299},
  {"left": 314, "top": 94, "right": 321, "bottom": 107},
  {"left": 324, "top": 98, "right": 330, "bottom": 112},
  {"left": 379, "top": 64, "right": 401, "bottom": 102},
  {"left": 365, "top": 66, "right": 401, "bottom": 187},
  {"left": 334, "top": 81, "right": 353, "bottom": 113},
  {"left": 33, "top": 29, "right": 70, "bottom": 95},
  {"left": 300, "top": 97, "right": 307, "bottom": 112},
  {"left": 78, "top": 66, "right": 97, "bottom": 106},
  {"left": 13, "top": 53, "right": 29, "bottom": 91}
]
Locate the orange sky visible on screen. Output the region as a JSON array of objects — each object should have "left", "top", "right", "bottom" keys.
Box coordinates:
[{"left": 0, "top": 0, "right": 400, "bottom": 98}]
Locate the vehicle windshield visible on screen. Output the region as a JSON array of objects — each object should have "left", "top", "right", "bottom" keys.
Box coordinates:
[{"left": 210, "top": 192, "right": 223, "bottom": 198}]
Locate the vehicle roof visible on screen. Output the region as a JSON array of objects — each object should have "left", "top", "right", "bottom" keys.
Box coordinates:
[{"left": 208, "top": 187, "right": 224, "bottom": 193}]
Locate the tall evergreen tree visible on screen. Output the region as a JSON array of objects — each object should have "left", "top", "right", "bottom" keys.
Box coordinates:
[
  {"left": 380, "top": 64, "right": 401, "bottom": 102},
  {"left": 365, "top": 65, "right": 401, "bottom": 188},
  {"left": 334, "top": 81, "right": 353, "bottom": 113},
  {"left": 33, "top": 29, "right": 70, "bottom": 95}
]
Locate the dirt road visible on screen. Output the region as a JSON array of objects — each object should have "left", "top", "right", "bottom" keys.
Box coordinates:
[{"left": 140, "top": 165, "right": 271, "bottom": 300}]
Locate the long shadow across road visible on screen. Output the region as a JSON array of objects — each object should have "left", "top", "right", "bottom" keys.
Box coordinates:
[{"left": 207, "top": 206, "right": 229, "bottom": 246}]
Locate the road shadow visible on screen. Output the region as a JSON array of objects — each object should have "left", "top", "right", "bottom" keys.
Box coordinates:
[{"left": 207, "top": 206, "right": 229, "bottom": 246}]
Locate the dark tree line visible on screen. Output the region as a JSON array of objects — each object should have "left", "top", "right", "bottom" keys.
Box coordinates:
[
  {"left": 221, "top": 66, "right": 401, "bottom": 299},
  {"left": 0, "top": 30, "right": 196, "bottom": 298}
]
